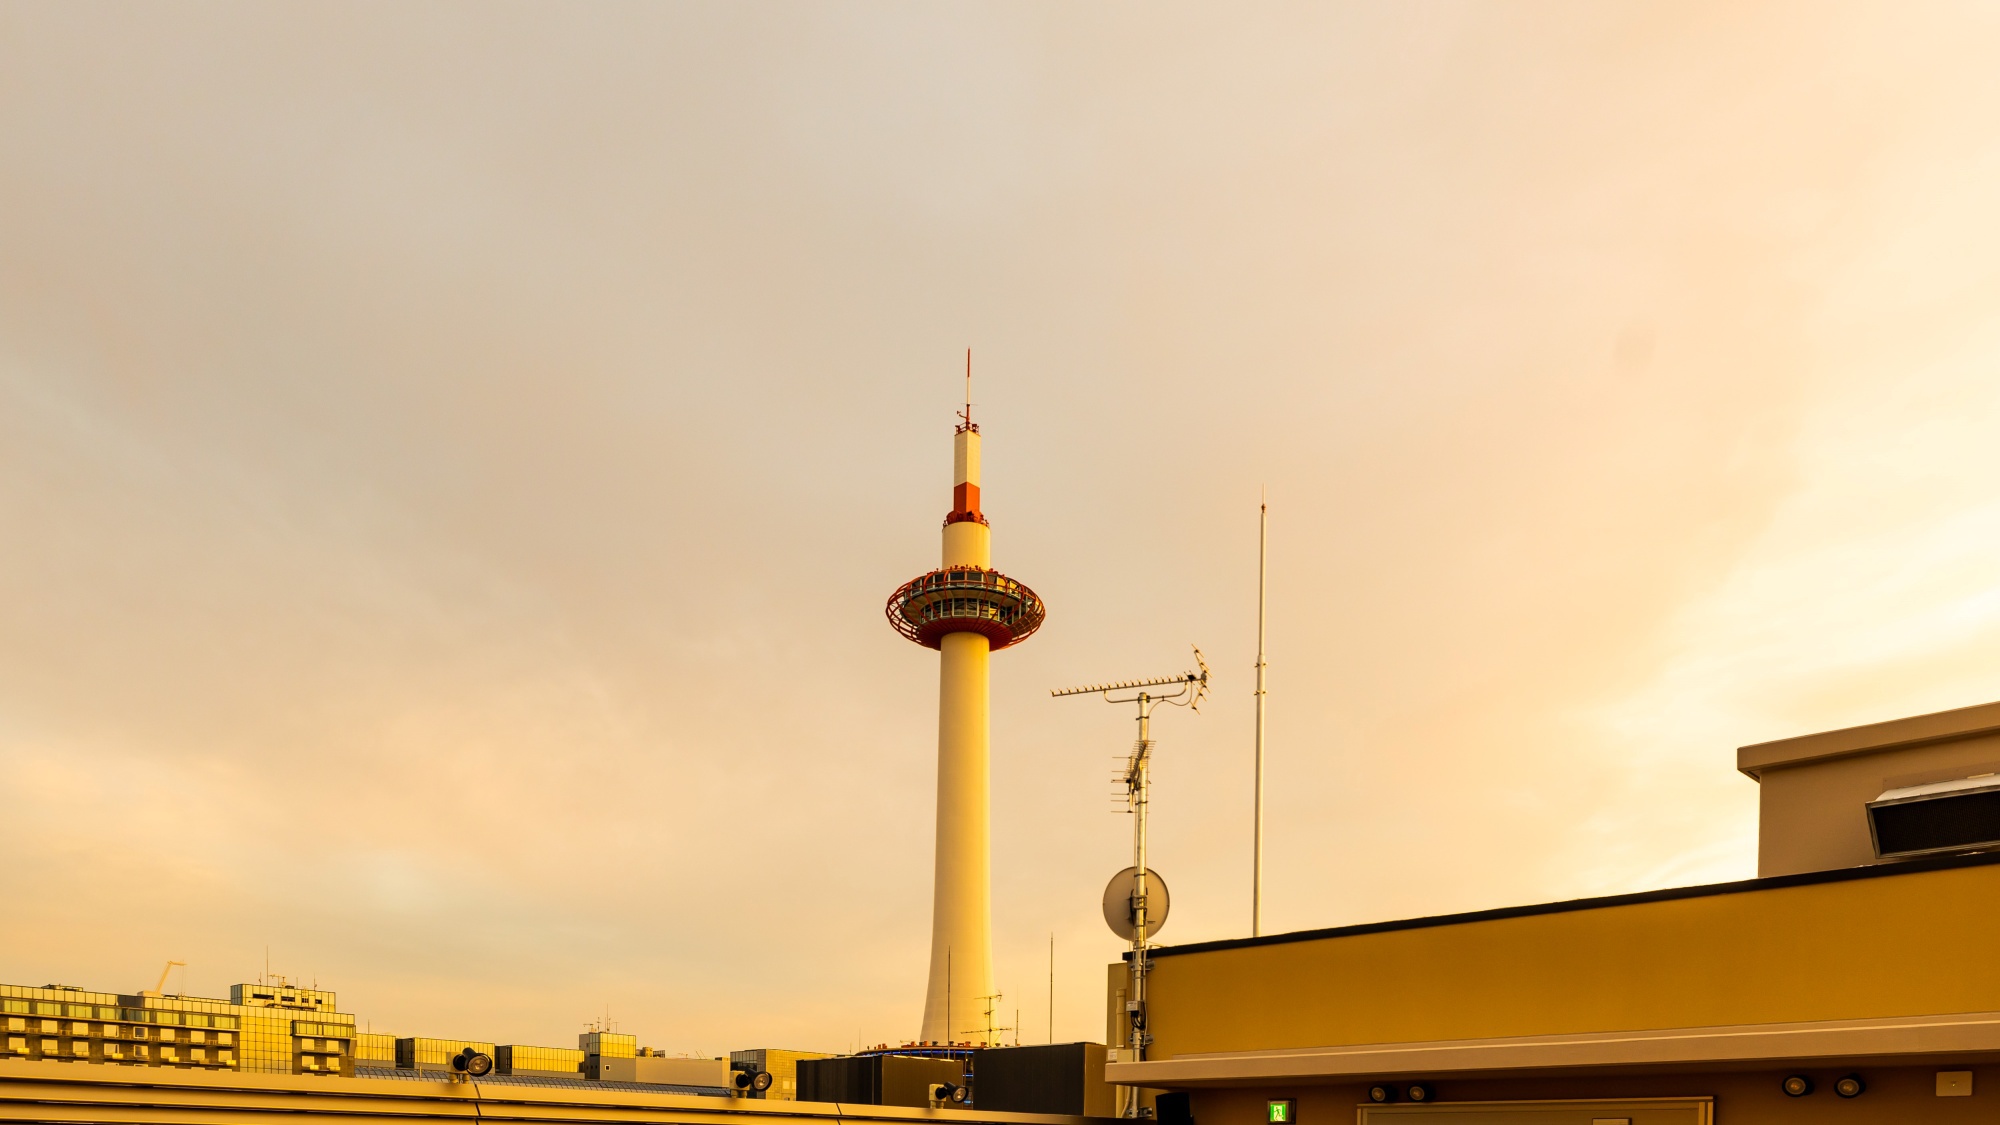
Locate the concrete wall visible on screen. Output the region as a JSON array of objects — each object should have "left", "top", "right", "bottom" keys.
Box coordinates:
[
  {"left": 596, "top": 1055, "right": 729, "bottom": 1086},
  {"left": 1738, "top": 699, "right": 2000, "bottom": 877},
  {"left": 1187, "top": 1067, "right": 1995, "bottom": 1125},
  {"left": 0, "top": 1058, "right": 1118, "bottom": 1125},
  {"left": 1125, "top": 858, "right": 2000, "bottom": 1058},
  {"left": 1753, "top": 730, "right": 2000, "bottom": 876}
]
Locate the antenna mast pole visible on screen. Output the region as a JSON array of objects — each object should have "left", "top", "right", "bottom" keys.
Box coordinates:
[
  {"left": 1053, "top": 650, "right": 1208, "bottom": 1117},
  {"left": 1253, "top": 490, "right": 1267, "bottom": 937}
]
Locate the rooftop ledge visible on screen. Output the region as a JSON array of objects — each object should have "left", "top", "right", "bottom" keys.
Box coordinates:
[
  {"left": 1105, "top": 1010, "right": 2000, "bottom": 1087},
  {"left": 1737, "top": 698, "right": 2000, "bottom": 778}
]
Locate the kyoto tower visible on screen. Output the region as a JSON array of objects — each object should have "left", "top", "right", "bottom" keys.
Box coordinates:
[{"left": 886, "top": 360, "right": 1046, "bottom": 1044}]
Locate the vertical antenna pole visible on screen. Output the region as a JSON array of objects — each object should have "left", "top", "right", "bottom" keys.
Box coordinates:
[
  {"left": 1048, "top": 932, "right": 1055, "bottom": 1044},
  {"left": 1253, "top": 489, "right": 1267, "bottom": 937},
  {"left": 1126, "top": 696, "right": 1153, "bottom": 1116}
]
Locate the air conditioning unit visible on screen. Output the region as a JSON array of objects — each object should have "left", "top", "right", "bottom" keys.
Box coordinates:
[{"left": 1868, "top": 774, "right": 2000, "bottom": 859}]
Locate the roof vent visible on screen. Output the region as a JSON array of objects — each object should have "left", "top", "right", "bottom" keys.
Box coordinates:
[{"left": 1869, "top": 774, "right": 2000, "bottom": 860}]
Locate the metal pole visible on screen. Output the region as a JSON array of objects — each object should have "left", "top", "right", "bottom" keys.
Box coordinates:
[
  {"left": 1128, "top": 695, "right": 1152, "bottom": 1117},
  {"left": 1253, "top": 491, "right": 1267, "bottom": 937}
]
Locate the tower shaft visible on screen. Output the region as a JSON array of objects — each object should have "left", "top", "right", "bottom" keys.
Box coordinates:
[
  {"left": 925, "top": 628, "right": 991, "bottom": 1042},
  {"left": 923, "top": 426, "right": 993, "bottom": 1043},
  {"left": 888, "top": 397, "right": 1042, "bottom": 1047}
]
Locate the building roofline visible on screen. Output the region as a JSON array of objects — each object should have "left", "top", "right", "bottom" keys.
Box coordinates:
[
  {"left": 1106, "top": 1009, "right": 2000, "bottom": 1086},
  {"left": 1141, "top": 848, "right": 2000, "bottom": 961},
  {"left": 1736, "top": 698, "right": 2000, "bottom": 779}
]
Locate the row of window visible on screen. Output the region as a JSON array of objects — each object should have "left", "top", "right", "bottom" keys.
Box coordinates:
[
  {"left": 0, "top": 999, "right": 243, "bottom": 1027},
  {"left": 919, "top": 569, "right": 1026, "bottom": 592},
  {"left": 2, "top": 1036, "right": 235, "bottom": 1066},
  {"left": 915, "top": 596, "right": 1027, "bottom": 623},
  {"left": 3, "top": 1018, "right": 234, "bottom": 1044}
]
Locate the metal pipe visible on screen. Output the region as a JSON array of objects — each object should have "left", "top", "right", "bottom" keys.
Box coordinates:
[{"left": 1253, "top": 491, "right": 1267, "bottom": 938}]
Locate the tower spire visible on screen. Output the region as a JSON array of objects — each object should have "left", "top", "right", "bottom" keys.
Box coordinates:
[{"left": 958, "top": 348, "right": 977, "bottom": 434}]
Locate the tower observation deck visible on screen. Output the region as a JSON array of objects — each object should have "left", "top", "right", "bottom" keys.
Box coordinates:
[{"left": 886, "top": 394, "right": 1044, "bottom": 1045}]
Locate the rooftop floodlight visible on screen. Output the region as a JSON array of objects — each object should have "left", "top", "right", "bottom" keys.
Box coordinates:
[{"left": 451, "top": 1048, "right": 493, "bottom": 1079}]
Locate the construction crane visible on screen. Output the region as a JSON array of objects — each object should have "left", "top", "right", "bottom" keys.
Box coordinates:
[{"left": 141, "top": 960, "right": 186, "bottom": 998}]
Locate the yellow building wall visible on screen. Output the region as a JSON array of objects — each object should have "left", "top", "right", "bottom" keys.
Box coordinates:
[
  {"left": 1133, "top": 860, "right": 2000, "bottom": 1059},
  {"left": 1192, "top": 1069, "right": 1997, "bottom": 1125}
]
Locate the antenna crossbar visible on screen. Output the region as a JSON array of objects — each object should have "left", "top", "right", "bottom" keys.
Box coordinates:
[{"left": 1050, "top": 673, "right": 1196, "bottom": 698}]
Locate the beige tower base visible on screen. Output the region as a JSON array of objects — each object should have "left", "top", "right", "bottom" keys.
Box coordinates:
[{"left": 921, "top": 629, "right": 993, "bottom": 1042}]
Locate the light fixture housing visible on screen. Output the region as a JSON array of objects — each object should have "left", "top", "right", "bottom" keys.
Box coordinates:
[
  {"left": 451, "top": 1048, "right": 493, "bottom": 1078},
  {"left": 1782, "top": 1075, "right": 1814, "bottom": 1097},
  {"left": 1835, "top": 1075, "right": 1865, "bottom": 1098}
]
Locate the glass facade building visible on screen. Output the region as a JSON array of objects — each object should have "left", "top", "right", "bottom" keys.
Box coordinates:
[
  {"left": 498, "top": 1044, "right": 587, "bottom": 1078},
  {"left": 579, "top": 1031, "right": 636, "bottom": 1059},
  {"left": 1, "top": 981, "right": 353, "bottom": 1076},
  {"left": 6, "top": 978, "right": 717, "bottom": 1092},
  {"left": 394, "top": 1037, "right": 497, "bottom": 1074},
  {"left": 354, "top": 1032, "right": 397, "bottom": 1068}
]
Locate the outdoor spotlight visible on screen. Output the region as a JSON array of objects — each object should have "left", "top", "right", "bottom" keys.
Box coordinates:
[
  {"left": 930, "top": 1081, "right": 969, "bottom": 1107},
  {"left": 1405, "top": 1084, "right": 1435, "bottom": 1104},
  {"left": 1781, "top": 1075, "right": 1814, "bottom": 1097},
  {"left": 451, "top": 1048, "right": 493, "bottom": 1078},
  {"left": 731, "top": 1067, "right": 774, "bottom": 1094},
  {"left": 1366, "top": 1086, "right": 1396, "bottom": 1104},
  {"left": 1834, "top": 1075, "right": 1865, "bottom": 1098}
]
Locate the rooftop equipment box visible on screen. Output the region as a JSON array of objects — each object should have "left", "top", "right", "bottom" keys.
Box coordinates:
[
  {"left": 394, "top": 1038, "right": 496, "bottom": 1073},
  {"left": 971, "top": 1043, "right": 1113, "bottom": 1116},
  {"left": 497, "top": 1044, "right": 585, "bottom": 1078},
  {"left": 731, "top": 1048, "right": 833, "bottom": 1100},
  {"left": 796, "top": 1054, "right": 965, "bottom": 1107},
  {"left": 593, "top": 1056, "right": 729, "bottom": 1087}
]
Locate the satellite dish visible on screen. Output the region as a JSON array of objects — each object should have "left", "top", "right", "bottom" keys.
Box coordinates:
[{"left": 1102, "top": 866, "right": 1171, "bottom": 941}]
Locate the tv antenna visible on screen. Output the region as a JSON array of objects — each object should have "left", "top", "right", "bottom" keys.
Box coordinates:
[
  {"left": 1052, "top": 646, "right": 1208, "bottom": 1116},
  {"left": 962, "top": 991, "right": 1012, "bottom": 1049},
  {"left": 958, "top": 348, "right": 978, "bottom": 433}
]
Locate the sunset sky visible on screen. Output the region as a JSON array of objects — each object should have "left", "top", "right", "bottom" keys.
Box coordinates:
[{"left": 6, "top": 1, "right": 2000, "bottom": 1055}]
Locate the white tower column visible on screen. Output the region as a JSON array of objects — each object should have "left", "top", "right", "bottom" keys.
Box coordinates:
[
  {"left": 924, "top": 628, "right": 992, "bottom": 1042},
  {"left": 888, "top": 401, "right": 1044, "bottom": 1048},
  {"left": 923, "top": 426, "right": 993, "bottom": 1043}
]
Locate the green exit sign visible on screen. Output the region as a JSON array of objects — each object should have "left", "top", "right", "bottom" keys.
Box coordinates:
[{"left": 1268, "top": 1100, "right": 1297, "bottom": 1124}]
